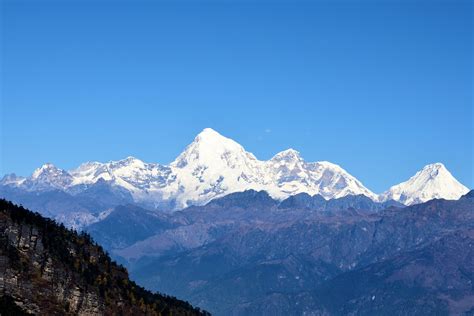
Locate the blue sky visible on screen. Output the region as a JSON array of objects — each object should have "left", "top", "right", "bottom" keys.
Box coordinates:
[{"left": 1, "top": 0, "right": 472, "bottom": 192}]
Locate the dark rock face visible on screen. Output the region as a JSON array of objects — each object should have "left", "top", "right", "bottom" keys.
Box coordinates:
[{"left": 0, "top": 199, "right": 208, "bottom": 315}]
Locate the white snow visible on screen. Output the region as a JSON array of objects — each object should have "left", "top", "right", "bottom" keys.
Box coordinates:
[
  {"left": 2, "top": 128, "right": 469, "bottom": 209},
  {"left": 379, "top": 163, "right": 469, "bottom": 205}
]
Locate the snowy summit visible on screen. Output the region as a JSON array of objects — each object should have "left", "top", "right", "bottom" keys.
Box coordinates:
[
  {"left": 379, "top": 163, "right": 469, "bottom": 205},
  {"left": 1, "top": 128, "right": 469, "bottom": 209}
]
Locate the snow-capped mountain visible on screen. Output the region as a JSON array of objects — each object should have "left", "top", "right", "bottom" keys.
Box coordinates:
[
  {"left": 29, "top": 163, "right": 74, "bottom": 190},
  {"left": 268, "top": 149, "right": 377, "bottom": 200},
  {"left": 0, "top": 128, "right": 469, "bottom": 208},
  {"left": 379, "top": 162, "right": 469, "bottom": 205}
]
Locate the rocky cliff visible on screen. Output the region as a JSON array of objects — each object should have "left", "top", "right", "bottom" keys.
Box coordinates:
[{"left": 0, "top": 199, "right": 208, "bottom": 315}]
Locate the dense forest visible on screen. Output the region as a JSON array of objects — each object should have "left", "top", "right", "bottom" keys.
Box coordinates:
[{"left": 0, "top": 199, "right": 209, "bottom": 315}]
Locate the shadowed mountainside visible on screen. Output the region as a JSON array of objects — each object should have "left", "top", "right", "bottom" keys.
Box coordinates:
[
  {"left": 123, "top": 190, "right": 474, "bottom": 315},
  {"left": 0, "top": 199, "right": 208, "bottom": 315}
]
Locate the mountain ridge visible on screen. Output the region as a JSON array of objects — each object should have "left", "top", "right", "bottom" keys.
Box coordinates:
[
  {"left": 124, "top": 190, "right": 474, "bottom": 315},
  {"left": 379, "top": 162, "right": 469, "bottom": 205},
  {"left": 0, "top": 199, "right": 208, "bottom": 315},
  {"left": 1, "top": 128, "right": 469, "bottom": 209}
]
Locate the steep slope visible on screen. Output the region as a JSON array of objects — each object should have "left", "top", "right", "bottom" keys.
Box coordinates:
[
  {"left": 164, "top": 128, "right": 271, "bottom": 205},
  {"left": 312, "top": 229, "right": 474, "bottom": 315},
  {"left": 380, "top": 163, "right": 469, "bottom": 205},
  {"left": 267, "top": 149, "right": 378, "bottom": 200},
  {"left": 25, "top": 163, "right": 74, "bottom": 191},
  {"left": 86, "top": 204, "right": 175, "bottom": 250},
  {"left": 0, "top": 199, "right": 208, "bottom": 315}
]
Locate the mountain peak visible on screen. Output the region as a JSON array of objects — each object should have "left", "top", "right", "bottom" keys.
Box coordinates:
[
  {"left": 3, "top": 128, "right": 468, "bottom": 210},
  {"left": 197, "top": 127, "right": 221, "bottom": 137},
  {"left": 271, "top": 149, "right": 303, "bottom": 162},
  {"left": 0, "top": 173, "right": 26, "bottom": 186},
  {"left": 380, "top": 162, "right": 469, "bottom": 205},
  {"left": 171, "top": 128, "right": 255, "bottom": 169},
  {"left": 193, "top": 128, "right": 230, "bottom": 144},
  {"left": 190, "top": 128, "right": 241, "bottom": 150},
  {"left": 37, "top": 163, "right": 56, "bottom": 170},
  {"left": 421, "top": 162, "right": 446, "bottom": 172},
  {"left": 428, "top": 162, "right": 445, "bottom": 168},
  {"left": 28, "top": 163, "right": 73, "bottom": 190},
  {"left": 124, "top": 156, "right": 139, "bottom": 162},
  {"left": 112, "top": 156, "right": 145, "bottom": 167},
  {"left": 31, "top": 163, "right": 61, "bottom": 179},
  {"left": 416, "top": 162, "right": 454, "bottom": 182}
]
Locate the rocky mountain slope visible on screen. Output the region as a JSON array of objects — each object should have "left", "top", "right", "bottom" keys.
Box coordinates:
[
  {"left": 1, "top": 129, "right": 468, "bottom": 219},
  {"left": 311, "top": 229, "right": 474, "bottom": 315},
  {"left": 85, "top": 191, "right": 402, "bottom": 263},
  {"left": 100, "top": 190, "right": 473, "bottom": 315},
  {"left": 0, "top": 199, "right": 208, "bottom": 315}
]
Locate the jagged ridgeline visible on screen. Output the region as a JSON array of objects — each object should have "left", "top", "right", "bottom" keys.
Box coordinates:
[{"left": 0, "top": 199, "right": 209, "bottom": 315}]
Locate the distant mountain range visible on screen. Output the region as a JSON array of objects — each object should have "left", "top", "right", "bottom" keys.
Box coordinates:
[
  {"left": 90, "top": 190, "right": 474, "bottom": 315},
  {"left": 3, "top": 190, "right": 472, "bottom": 315},
  {"left": 1, "top": 128, "right": 469, "bottom": 214},
  {"left": 1, "top": 130, "right": 472, "bottom": 316}
]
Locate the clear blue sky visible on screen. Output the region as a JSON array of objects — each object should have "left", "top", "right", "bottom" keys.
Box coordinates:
[{"left": 1, "top": 0, "right": 472, "bottom": 192}]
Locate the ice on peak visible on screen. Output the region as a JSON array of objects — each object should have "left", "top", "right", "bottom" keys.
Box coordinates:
[
  {"left": 0, "top": 173, "right": 26, "bottom": 186},
  {"left": 5, "top": 129, "right": 380, "bottom": 207},
  {"left": 314, "top": 161, "right": 346, "bottom": 172},
  {"left": 380, "top": 162, "right": 469, "bottom": 205},
  {"left": 271, "top": 149, "right": 303, "bottom": 162},
  {"left": 193, "top": 128, "right": 231, "bottom": 144},
  {"left": 6, "top": 128, "right": 468, "bottom": 210},
  {"left": 69, "top": 161, "right": 105, "bottom": 178},
  {"left": 420, "top": 162, "right": 446, "bottom": 171},
  {"left": 124, "top": 156, "right": 139, "bottom": 161},
  {"left": 198, "top": 127, "right": 221, "bottom": 137},
  {"left": 420, "top": 162, "right": 446, "bottom": 173},
  {"left": 28, "top": 162, "right": 74, "bottom": 190},
  {"left": 39, "top": 163, "right": 56, "bottom": 169},
  {"left": 283, "top": 148, "right": 300, "bottom": 154},
  {"left": 32, "top": 163, "right": 61, "bottom": 179},
  {"left": 427, "top": 162, "right": 445, "bottom": 169},
  {"left": 193, "top": 128, "right": 246, "bottom": 150},
  {"left": 75, "top": 161, "right": 103, "bottom": 169},
  {"left": 412, "top": 162, "right": 453, "bottom": 182},
  {"left": 113, "top": 156, "right": 145, "bottom": 166},
  {"left": 171, "top": 128, "right": 256, "bottom": 168}
]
